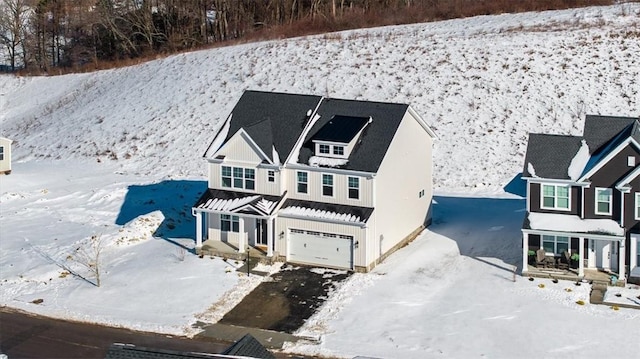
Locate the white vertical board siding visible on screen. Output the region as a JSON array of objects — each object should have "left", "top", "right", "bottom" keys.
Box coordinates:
[
  {"left": 374, "top": 111, "right": 433, "bottom": 255},
  {"left": 0, "top": 138, "right": 11, "bottom": 173},
  {"left": 275, "top": 217, "right": 367, "bottom": 268},
  {"left": 216, "top": 133, "right": 265, "bottom": 163},
  {"left": 285, "top": 169, "right": 374, "bottom": 207}
]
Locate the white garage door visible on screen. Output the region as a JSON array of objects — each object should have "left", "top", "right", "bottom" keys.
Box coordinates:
[{"left": 288, "top": 229, "right": 353, "bottom": 270}]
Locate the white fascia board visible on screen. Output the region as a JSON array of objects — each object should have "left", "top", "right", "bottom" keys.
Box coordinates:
[
  {"left": 313, "top": 139, "right": 349, "bottom": 146},
  {"left": 191, "top": 206, "right": 269, "bottom": 219},
  {"left": 615, "top": 166, "right": 640, "bottom": 191},
  {"left": 523, "top": 176, "right": 590, "bottom": 186},
  {"left": 521, "top": 228, "right": 624, "bottom": 242},
  {"left": 408, "top": 105, "right": 438, "bottom": 139},
  {"left": 202, "top": 113, "right": 232, "bottom": 159},
  {"left": 278, "top": 213, "right": 368, "bottom": 228},
  {"left": 578, "top": 137, "right": 640, "bottom": 182},
  {"left": 287, "top": 162, "right": 375, "bottom": 178},
  {"left": 284, "top": 97, "right": 325, "bottom": 165}
]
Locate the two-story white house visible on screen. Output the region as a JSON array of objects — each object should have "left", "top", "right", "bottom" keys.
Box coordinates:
[{"left": 192, "top": 90, "right": 436, "bottom": 272}]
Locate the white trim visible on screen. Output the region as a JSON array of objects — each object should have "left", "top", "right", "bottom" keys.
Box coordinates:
[
  {"left": 407, "top": 105, "right": 438, "bottom": 139},
  {"left": 284, "top": 97, "right": 324, "bottom": 165},
  {"left": 347, "top": 176, "right": 360, "bottom": 200},
  {"left": 628, "top": 155, "right": 636, "bottom": 167},
  {"left": 321, "top": 173, "right": 335, "bottom": 197},
  {"left": 221, "top": 165, "right": 256, "bottom": 191},
  {"left": 578, "top": 137, "right": 640, "bottom": 182},
  {"left": 541, "top": 234, "right": 570, "bottom": 256},
  {"left": 616, "top": 166, "right": 640, "bottom": 191},
  {"left": 295, "top": 170, "right": 309, "bottom": 195},
  {"left": 523, "top": 177, "right": 589, "bottom": 186},
  {"left": 279, "top": 213, "right": 368, "bottom": 228},
  {"left": 635, "top": 193, "right": 640, "bottom": 220},
  {"left": 522, "top": 228, "right": 624, "bottom": 242},
  {"left": 594, "top": 187, "right": 613, "bottom": 216},
  {"left": 540, "top": 183, "right": 571, "bottom": 211},
  {"left": 287, "top": 162, "right": 376, "bottom": 178}
]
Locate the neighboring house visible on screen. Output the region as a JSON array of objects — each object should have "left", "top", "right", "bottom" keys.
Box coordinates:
[
  {"left": 521, "top": 115, "right": 640, "bottom": 285},
  {"left": 0, "top": 137, "right": 12, "bottom": 174},
  {"left": 192, "top": 90, "right": 436, "bottom": 272}
]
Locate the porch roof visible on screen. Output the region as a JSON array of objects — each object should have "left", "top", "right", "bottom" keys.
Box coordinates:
[
  {"left": 523, "top": 212, "right": 625, "bottom": 237},
  {"left": 279, "top": 199, "right": 374, "bottom": 224},
  {"left": 193, "top": 189, "right": 283, "bottom": 216}
]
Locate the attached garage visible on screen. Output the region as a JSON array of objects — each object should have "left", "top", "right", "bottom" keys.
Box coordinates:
[{"left": 288, "top": 229, "right": 353, "bottom": 270}]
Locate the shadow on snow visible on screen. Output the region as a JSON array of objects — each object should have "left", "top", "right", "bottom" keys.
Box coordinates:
[
  {"left": 115, "top": 179, "right": 207, "bottom": 251},
  {"left": 429, "top": 195, "right": 526, "bottom": 273}
]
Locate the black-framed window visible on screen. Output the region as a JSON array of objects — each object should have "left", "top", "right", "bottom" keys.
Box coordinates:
[
  {"left": 221, "top": 166, "right": 232, "bottom": 187},
  {"left": 222, "top": 166, "right": 255, "bottom": 190},
  {"left": 334, "top": 146, "right": 344, "bottom": 156},
  {"left": 348, "top": 176, "right": 359, "bottom": 199},
  {"left": 322, "top": 174, "right": 333, "bottom": 196},
  {"left": 319, "top": 144, "right": 330, "bottom": 154},
  {"left": 297, "top": 171, "right": 308, "bottom": 194},
  {"left": 268, "top": 170, "right": 275, "bottom": 182},
  {"left": 221, "top": 214, "right": 239, "bottom": 232}
]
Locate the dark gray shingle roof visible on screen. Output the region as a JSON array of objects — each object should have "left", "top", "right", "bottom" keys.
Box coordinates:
[
  {"left": 522, "top": 133, "right": 584, "bottom": 179},
  {"left": 583, "top": 115, "right": 637, "bottom": 154},
  {"left": 105, "top": 343, "right": 218, "bottom": 359},
  {"left": 221, "top": 333, "right": 275, "bottom": 359},
  {"left": 221, "top": 91, "right": 322, "bottom": 163},
  {"left": 298, "top": 98, "right": 410, "bottom": 172},
  {"left": 311, "top": 115, "right": 370, "bottom": 143}
]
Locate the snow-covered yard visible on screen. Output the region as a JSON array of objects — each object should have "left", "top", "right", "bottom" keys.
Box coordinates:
[{"left": 1, "top": 3, "right": 640, "bottom": 358}]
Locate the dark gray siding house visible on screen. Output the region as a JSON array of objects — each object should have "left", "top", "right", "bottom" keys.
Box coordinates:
[{"left": 521, "top": 115, "right": 640, "bottom": 285}]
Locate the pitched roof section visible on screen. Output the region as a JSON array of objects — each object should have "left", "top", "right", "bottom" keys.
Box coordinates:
[
  {"left": 279, "top": 199, "right": 374, "bottom": 224},
  {"left": 522, "top": 133, "right": 584, "bottom": 179},
  {"left": 299, "top": 98, "right": 410, "bottom": 172},
  {"left": 583, "top": 115, "right": 637, "bottom": 154},
  {"left": 311, "top": 115, "right": 370, "bottom": 143},
  {"left": 212, "top": 91, "right": 322, "bottom": 163},
  {"left": 194, "top": 189, "right": 283, "bottom": 216},
  {"left": 221, "top": 333, "right": 275, "bottom": 359}
]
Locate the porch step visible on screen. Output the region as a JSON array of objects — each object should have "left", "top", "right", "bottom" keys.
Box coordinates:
[{"left": 590, "top": 283, "right": 607, "bottom": 304}]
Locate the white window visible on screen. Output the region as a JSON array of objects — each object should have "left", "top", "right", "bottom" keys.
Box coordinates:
[
  {"left": 221, "top": 166, "right": 254, "bottom": 190},
  {"left": 595, "top": 188, "right": 612, "bottom": 215},
  {"left": 220, "top": 214, "right": 239, "bottom": 232},
  {"left": 319, "top": 144, "right": 330, "bottom": 154},
  {"left": 541, "top": 184, "right": 570, "bottom": 210},
  {"left": 322, "top": 174, "right": 334, "bottom": 197},
  {"left": 628, "top": 156, "right": 636, "bottom": 167},
  {"left": 296, "top": 171, "right": 308, "bottom": 194},
  {"left": 635, "top": 193, "right": 640, "bottom": 220},
  {"left": 333, "top": 146, "right": 344, "bottom": 156},
  {"left": 0, "top": 146, "right": 4, "bottom": 161},
  {"left": 542, "top": 235, "right": 569, "bottom": 255},
  {"left": 348, "top": 176, "right": 359, "bottom": 199},
  {"left": 267, "top": 170, "right": 275, "bottom": 182}
]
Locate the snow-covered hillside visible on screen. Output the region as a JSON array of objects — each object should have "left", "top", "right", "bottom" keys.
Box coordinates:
[
  {"left": 1, "top": 5, "right": 640, "bottom": 359},
  {"left": 1, "top": 4, "right": 638, "bottom": 190}
]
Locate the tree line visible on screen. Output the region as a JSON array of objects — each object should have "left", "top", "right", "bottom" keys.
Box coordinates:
[{"left": 0, "top": 0, "right": 618, "bottom": 73}]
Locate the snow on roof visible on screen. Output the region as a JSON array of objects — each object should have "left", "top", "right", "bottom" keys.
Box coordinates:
[
  {"left": 567, "top": 139, "right": 590, "bottom": 180},
  {"left": 308, "top": 156, "right": 348, "bottom": 167},
  {"left": 197, "top": 194, "right": 277, "bottom": 215},
  {"left": 527, "top": 162, "right": 538, "bottom": 178},
  {"left": 528, "top": 212, "right": 624, "bottom": 236},
  {"left": 279, "top": 205, "right": 363, "bottom": 223}
]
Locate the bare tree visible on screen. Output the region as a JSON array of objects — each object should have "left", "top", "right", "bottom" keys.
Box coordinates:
[
  {"left": 0, "top": 0, "right": 29, "bottom": 70},
  {"left": 67, "top": 235, "right": 105, "bottom": 287}
]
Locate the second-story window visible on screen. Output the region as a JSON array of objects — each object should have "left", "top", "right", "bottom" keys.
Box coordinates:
[
  {"left": 319, "top": 144, "right": 330, "bottom": 154},
  {"left": 541, "top": 184, "right": 570, "bottom": 210},
  {"left": 348, "top": 176, "right": 359, "bottom": 199},
  {"left": 297, "top": 171, "right": 308, "bottom": 194},
  {"left": 635, "top": 193, "right": 640, "bottom": 220},
  {"left": 322, "top": 174, "right": 334, "bottom": 196},
  {"left": 222, "top": 166, "right": 255, "bottom": 190},
  {"left": 595, "top": 188, "right": 612, "bottom": 215},
  {"left": 333, "top": 146, "right": 344, "bottom": 156}
]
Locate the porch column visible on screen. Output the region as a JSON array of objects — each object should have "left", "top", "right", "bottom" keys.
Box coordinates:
[
  {"left": 195, "top": 211, "right": 203, "bottom": 248},
  {"left": 522, "top": 232, "right": 529, "bottom": 275},
  {"left": 266, "top": 217, "right": 274, "bottom": 257},
  {"left": 619, "top": 240, "right": 626, "bottom": 279},
  {"left": 238, "top": 217, "right": 245, "bottom": 253},
  {"left": 578, "top": 237, "right": 585, "bottom": 277}
]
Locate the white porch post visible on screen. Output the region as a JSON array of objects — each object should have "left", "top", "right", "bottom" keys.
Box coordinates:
[
  {"left": 238, "top": 217, "right": 246, "bottom": 253},
  {"left": 195, "top": 211, "right": 203, "bottom": 248},
  {"left": 522, "top": 232, "right": 529, "bottom": 274},
  {"left": 578, "top": 237, "right": 585, "bottom": 277},
  {"left": 266, "top": 217, "right": 274, "bottom": 257},
  {"left": 619, "top": 240, "right": 626, "bottom": 279}
]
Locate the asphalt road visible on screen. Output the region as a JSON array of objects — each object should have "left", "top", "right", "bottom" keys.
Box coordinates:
[{"left": 0, "top": 307, "right": 231, "bottom": 358}]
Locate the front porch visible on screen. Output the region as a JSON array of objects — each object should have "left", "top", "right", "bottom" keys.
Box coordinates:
[
  {"left": 524, "top": 265, "right": 624, "bottom": 286},
  {"left": 197, "top": 239, "right": 277, "bottom": 264}
]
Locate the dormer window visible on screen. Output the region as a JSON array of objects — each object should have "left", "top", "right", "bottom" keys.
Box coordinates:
[
  {"left": 310, "top": 115, "right": 372, "bottom": 161},
  {"left": 333, "top": 146, "right": 344, "bottom": 156},
  {"left": 319, "top": 144, "right": 330, "bottom": 154}
]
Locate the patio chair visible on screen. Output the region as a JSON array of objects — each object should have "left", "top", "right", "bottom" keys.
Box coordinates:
[
  {"left": 535, "top": 248, "right": 550, "bottom": 268},
  {"left": 556, "top": 251, "right": 570, "bottom": 270}
]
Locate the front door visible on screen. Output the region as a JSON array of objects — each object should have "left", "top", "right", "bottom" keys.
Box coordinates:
[
  {"left": 593, "top": 240, "right": 617, "bottom": 271},
  {"left": 255, "top": 219, "right": 267, "bottom": 246}
]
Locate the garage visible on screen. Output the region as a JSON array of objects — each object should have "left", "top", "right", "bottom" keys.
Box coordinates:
[{"left": 288, "top": 229, "right": 353, "bottom": 270}]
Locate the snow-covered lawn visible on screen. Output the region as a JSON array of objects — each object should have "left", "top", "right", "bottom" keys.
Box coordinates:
[{"left": 1, "top": 3, "right": 639, "bottom": 358}]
